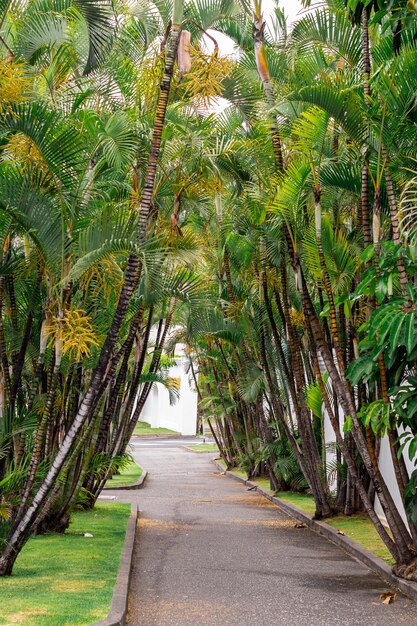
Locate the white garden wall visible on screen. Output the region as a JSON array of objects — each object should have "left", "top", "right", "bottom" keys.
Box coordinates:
[
  {"left": 323, "top": 410, "right": 415, "bottom": 526},
  {"left": 140, "top": 344, "right": 198, "bottom": 436}
]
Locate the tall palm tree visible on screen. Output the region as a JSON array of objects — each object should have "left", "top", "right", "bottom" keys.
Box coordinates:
[{"left": 0, "top": 0, "right": 187, "bottom": 575}]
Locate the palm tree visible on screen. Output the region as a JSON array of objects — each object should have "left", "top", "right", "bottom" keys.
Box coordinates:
[
  {"left": 2, "top": 0, "right": 417, "bottom": 582},
  {"left": 0, "top": 0, "right": 187, "bottom": 575},
  {"left": 189, "top": 0, "right": 417, "bottom": 571}
]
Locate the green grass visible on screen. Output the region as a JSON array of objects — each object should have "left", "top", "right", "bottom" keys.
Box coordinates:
[
  {"left": 233, "top": 467, "right": 249, "bottom": 479},
  {"left": 105, "top": 459, "right": 142, "bottom": 487},
  {"left": 275, "top": 491, "right": 318, "bottom": 517},
  {"left": 186, "top": 444, "right": 219, "bottom": 452},
  {"left": 326, "top": 515, "right": 394, "bottom": 565},
  {"left": 218, "top": 459, "right": 247, "bottom": 478},
  {"left": 0, "top": 503, "right": 131, "bottom": 626},
  {"left": 252, "top": 478, "right": 275, "bottom": 493},
  {"left": 133, "top": 420, "right": 178, "bottom": 436}
]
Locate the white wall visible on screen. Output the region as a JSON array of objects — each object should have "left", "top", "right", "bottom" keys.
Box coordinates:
[
  {"left": 322, "top": 406, "right": 415, "bottom": 527},
  {"left": 373, "top": 425, "right": 415, "bottom": 526},
  {"left": 140, "top": 346, "right": 198, "bottom": 436}
]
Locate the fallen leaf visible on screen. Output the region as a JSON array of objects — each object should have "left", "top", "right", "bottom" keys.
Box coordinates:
[{"left": 380, "top": 592, "right": 397, "bottom": 605}]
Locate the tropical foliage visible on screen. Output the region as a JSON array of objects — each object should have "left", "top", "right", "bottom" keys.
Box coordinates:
[{"left": 1, "top": 0, "right": 417, "bottom": 583}]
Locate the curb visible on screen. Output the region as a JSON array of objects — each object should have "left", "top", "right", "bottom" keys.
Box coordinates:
[
  {"left": 92, "top": 504, "right": 139, "bottom": 626},
  {"left": 211, "top": 459, "right": 417, "bottom": 603},
  {"left": 103, "top": 471, "right": 148, "bottom": 491}
]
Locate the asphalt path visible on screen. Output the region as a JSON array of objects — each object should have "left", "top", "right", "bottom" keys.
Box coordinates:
[{"left": 108, "top": 438, "right": 417, "bottom": 626}]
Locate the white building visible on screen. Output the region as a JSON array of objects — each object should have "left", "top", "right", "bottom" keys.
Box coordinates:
[{"left": 140, "top": 345, "right": 198, "bottom": 436}]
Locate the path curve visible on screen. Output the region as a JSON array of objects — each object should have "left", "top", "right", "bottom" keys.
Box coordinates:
[{"left": 113, "top": 439, "right": 417, "bottom": 626}]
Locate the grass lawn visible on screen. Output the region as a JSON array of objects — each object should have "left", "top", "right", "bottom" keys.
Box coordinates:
[
  {"left": 233, "top": 467, "right": 249, "bottom": 479},
  {"left": 326, "top": 515, "right": 394, "bottom": 565},
  {"left": 217, "top": 459, "right": 247, "bottom": 479},
  {"left": 105, "top": 459, "right": 142, "bottom": 487},
  {"left": 252, "top": 478, "right": 275, "bottom": 493},
  {"left": 133, "top": 420, "right": 178, "bottom": 436},
  {"left": 186, "top": 444, "right": 219, "bottom": 452},
  {"left": 0, "top": 502, "right": 131, "bottom": 626},
  {"left": 275, "top": 491, "right": 318, "bottom": 517}
]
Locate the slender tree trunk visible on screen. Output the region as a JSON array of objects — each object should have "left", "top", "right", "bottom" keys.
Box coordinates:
[
  {"left": 0, "top": 256, "right": 140, "bottom": 575},
  {"left": 10, "top": 271, "right": 42, "bottom": 409},
  {"left": 382, "top": 146, "right": 410, "bottom": 299},
  {"left": 253, "top": 4, "right": 284, "bottom": 173},
  {"left": 0, "top": 1, "right": 185, "bottom": 576},
  {"left": 300, "top": 271, "right": 415, "bottom": 565},
  {"left": 361, "top": 8, "right": 372, "bottom": 249},
  {"left": 306, "top": 322, "right": 399, "bottom": 559}
]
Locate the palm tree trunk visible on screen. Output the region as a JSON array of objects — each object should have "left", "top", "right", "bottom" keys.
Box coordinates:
[
  {"left": 10, "top": 271, "right": 42, "bottom": 409},
  {"left": 382, "top": 146, "right": 410, "bottom": 299},
  {"left": 253, "top": 3, "right": 284, "bottom": 173},
  {"left": 280, "top": 253, "right": 332, "bottom": 518},
  {"left": 361, "top": 8, "right": 372, "bottom": 249},
  {"left": 0, "top": 255, "right": 140, "bottom": 575},
  {"left": 95, "top": 306, "right": 145, "bottom": 456},
  {"left": 208, "top": 418, "right": 229, "bottom": 467},
  {"left": 138, "top": 2, "right": 184, "bottom": 234},
  {"left": 0, "top": 1, "right": 185, "bottom": 576},
  {"left": 259, "top": 323, "right": 309, "bottom": 482},
  {"left": 119, "top": 306, "right": 154, "bottom": 437},
  {"left": 123, "top": 301, "right": 177, "bottom": 446},
  {"left": 307, "top": 323, "right": 400, "bottom": 560},
  {"left": 300, "top": 270, "right": 415, "bottom": 565},
  {"left": 0, "top": 276, "right": 11, "bottom": 402}
]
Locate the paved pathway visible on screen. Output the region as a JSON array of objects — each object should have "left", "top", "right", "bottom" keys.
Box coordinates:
[{"left": 110, "top": 439, "right": 417, "bottom": 626}]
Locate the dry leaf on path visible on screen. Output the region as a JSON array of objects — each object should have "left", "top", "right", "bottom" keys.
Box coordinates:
[{"left": 380, "top": 592, "right": 397, "bottom": 605}]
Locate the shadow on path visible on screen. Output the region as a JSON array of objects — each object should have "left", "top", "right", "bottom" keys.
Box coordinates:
[{"left": 107, "top": 439, "right": 417, "bottom": 626}]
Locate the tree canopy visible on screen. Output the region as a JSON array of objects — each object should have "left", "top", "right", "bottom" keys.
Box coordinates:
[{"left": 1, "top": 0, "right": 417, "bottom": 581}]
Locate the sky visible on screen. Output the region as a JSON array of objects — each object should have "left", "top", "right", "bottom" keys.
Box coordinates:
[
  {"left": 271, "top": 0, "right": 304, "bottom": 24},
  {"left": 209, "top": 0, "right": 306, "bottom": 56},
  {"left": 205, "top": 0, "right": 307, "bottom": 110}
]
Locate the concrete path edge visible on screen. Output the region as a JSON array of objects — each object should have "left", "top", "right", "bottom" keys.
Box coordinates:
[
  {"left": 103, "top": 471, "right": 148, "bottom": 491},
  {"left": 211, "top": 458, "right": 417, "bottom": 603},
  {"left": 91, "top": 503, "right": 139, "bottom": 626}
]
